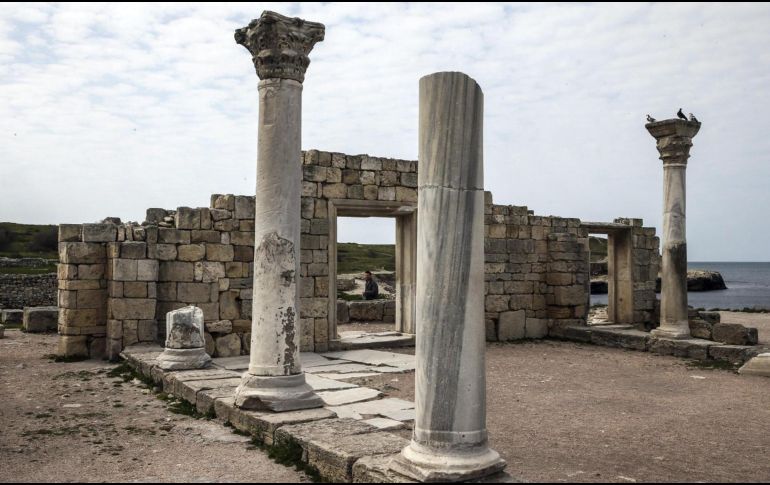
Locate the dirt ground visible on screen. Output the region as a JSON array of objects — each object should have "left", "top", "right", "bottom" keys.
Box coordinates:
[
  {"left": 720, "top": 311, "right": 770, "bottom": 344},
  {"left": 0, "top": 330, "right": 308, "bottom": 483},
  {"left": 353, "top": 341, "right": 770, "bottom": 483},
  {"left": 3, "top": 330, "right": 770, "bottom": 483}
]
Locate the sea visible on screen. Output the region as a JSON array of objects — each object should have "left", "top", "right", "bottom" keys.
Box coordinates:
[{"left": 591, "top": 262, "right": 770, "bottom": 310}]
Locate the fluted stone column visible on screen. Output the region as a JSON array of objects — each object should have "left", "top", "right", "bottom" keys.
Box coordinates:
[
  {"left": 391, "top": 72, "right": 505, "bottom": 482},
  {"left": 646, "top": 119, "right": 700, "bottom": 339},
  {"left": 233, "top": 11, "right": 325, "bottom": 412}
]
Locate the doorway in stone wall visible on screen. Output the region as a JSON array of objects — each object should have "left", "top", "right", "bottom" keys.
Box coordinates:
[
  {"left": 584, "top": 222, "right": 634, "bottom": 325},
  {"left": 327, "top": 199, "right": 417, "bottom": 350}
]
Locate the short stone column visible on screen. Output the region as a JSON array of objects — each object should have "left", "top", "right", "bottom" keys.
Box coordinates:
[
  {"left": 233, "top": 11, "right": 326, "bottom": 412},
  {"left": 646, "top": 119, "right": 700, "bottom": 339},
  {"left": 156, "top": 306, "right": 211, "bottom": 371},
  {"left": 391, "top": 72, "right": 505, "bottom": 482}
]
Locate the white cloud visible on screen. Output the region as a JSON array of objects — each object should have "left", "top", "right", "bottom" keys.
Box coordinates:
[{"left": 1, "top": 2, "right": 769, "bottom": 260}]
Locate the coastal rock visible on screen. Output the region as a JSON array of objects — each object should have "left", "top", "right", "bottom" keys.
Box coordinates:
[{"left": 653, "top": 270, "right": 727, "bottom": 292}]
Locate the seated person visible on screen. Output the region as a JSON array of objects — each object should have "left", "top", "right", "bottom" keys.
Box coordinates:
[{"left": 363, "top": 270, "right": 379, "bottom": 300}]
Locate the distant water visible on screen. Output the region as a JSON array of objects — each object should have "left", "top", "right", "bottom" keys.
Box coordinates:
[{"left": 591, "top": 262, "right": 770, "bottom": 310}]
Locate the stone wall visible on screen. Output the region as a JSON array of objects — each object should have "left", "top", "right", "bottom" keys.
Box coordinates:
[
  {"left": 483, "top": 196, "right": 589, "bottom": 341},
  {"left": 337, "top": 299, "right": 397, "bottom": 324},
  {"left": 0, "top": 273, "right": 57, "bottom": 309},
  {"left": 56, "top": 149, "right": 659, "bottom": 358}
]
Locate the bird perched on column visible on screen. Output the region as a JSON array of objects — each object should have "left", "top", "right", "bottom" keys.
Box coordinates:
[
  {"left": 646, "top": 114, "right": 656, "bottom": 123},
  {"left": 677, "top": 108, "right": 687, "bottom": 120},
  {"left": 689, "top": 113, "right": 699, "bottom": 123}
]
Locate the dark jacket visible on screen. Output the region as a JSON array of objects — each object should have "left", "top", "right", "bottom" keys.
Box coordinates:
[{"left": 363, "top": 279, "right": 379, "bottom": 300}]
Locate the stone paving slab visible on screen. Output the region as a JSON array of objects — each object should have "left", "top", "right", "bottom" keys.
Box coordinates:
[
  {"left": 176, "top": 377, "right": 242, "bottom": 405},
  {"left": 318, "top": 387, "right": 381, "bottom": 406},
  {"left": 352, "top": 455, "right": 518, "bottom": 483},
  {"left": 196, "top": 385, "right": 240, "bottom": 414},
  {"left": 363, "top": 417, "right": 405, "bottom": 430},
  {"left": 211, "top": 355, "right": 250, "bottom": 370},
  {"left": 322, "top": 349, "right": 416, "bottom": 369},
  {"left": 305, "top": 363, "right": 376, "bottom": 374},
  {"left": 306, "top": 431, "right": 409, "bottom": 483},
  {"left": 334, "top": 333, "right": 416, "bottom": 351},
  {"left": 328, "top": 397, "right": 415, "bottom": 421},
  {"left": 305, "top": 373, "right": 359, "bottom": 391},
  {"left": 316, "top": 372, "right": 381, "bottom": 380}
]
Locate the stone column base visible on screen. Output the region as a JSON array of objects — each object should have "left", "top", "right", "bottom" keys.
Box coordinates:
[
  {"left": 156, "top": 347, "right": 212, "bottom": 371},
  {"left": 234, "top": 372, "right": 323, "bottom": 412},
  {"left": 389, "top": 441, "right": 506, "bottom": 483},
  {"left": 739, "top": 353, "right": 770, "bottom": 377},
  {"left": 650, "top": 326, "right": 690, "bottom": 340}
]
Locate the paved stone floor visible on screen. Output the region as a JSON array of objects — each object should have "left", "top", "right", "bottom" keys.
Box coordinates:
[{"left": 3, "top": 330, "right": 770, "bottom": 482}]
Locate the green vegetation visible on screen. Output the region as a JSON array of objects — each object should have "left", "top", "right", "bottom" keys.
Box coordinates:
[
  {"left": 0, "top": 222, "right": 59, "bottom": 259},
  {"left": 588, "top": 236, "right": 608, "bottom": 262},
  {"left": 337, "top": 242, "right": 395, "bottom": 273}
]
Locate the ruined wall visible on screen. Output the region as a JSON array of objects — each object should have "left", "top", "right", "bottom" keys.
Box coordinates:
[
  {"left": 0, "top": 273, "right": 57, "bottom": 309},
  {"left": 56, "top": 149, "right": 658, "bottom": 358},
  {"left": 616, "top": 218, "right": 660, "bottom": 329},
  {"left": 483, "top": 196, "right": 590, "bottom": 341}
]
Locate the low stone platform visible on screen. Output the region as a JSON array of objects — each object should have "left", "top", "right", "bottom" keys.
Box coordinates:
[
  {"left": 556, "top": 325, "right": 767, "bottom": 367},
  {"left": 332, "top": 331, "right": 416, "bottom": 350},
  {"left": 1, "top": 309, "right": 23, "bottom": 325},
  {"left": 121, "top": 345, "right": 511, "bottom": 482},
  {"left": 23, "top": 306, "right": 58, "bottom": 333}
]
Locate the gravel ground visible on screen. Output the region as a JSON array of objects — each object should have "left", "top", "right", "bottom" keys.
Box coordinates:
[
  {"left": 0, "top": 329, "right": 307, "bottom": 483},
  {"left": 3, "top": 329, "right": 770, "bottom": 483},
  {"left": 354, "top": 341, "right": 770, "bottom": 483}
]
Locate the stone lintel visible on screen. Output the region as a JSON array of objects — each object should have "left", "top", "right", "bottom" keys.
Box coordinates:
[{"left": 235, "top": 10, "right": 325, "bottom": 83}]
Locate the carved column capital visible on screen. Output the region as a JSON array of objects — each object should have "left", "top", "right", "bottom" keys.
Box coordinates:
[
  {"left": 646, "top": 119, "right": 701, "bottom": 167},
  {"left": 235, "top": 11, "right": 325, "bottom": 83}
]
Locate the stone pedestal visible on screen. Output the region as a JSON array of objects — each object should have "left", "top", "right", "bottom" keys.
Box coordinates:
[
  {"left": 157, "top": 306, "right": 211, "bottom": 370},
  {"left": 739, "top": 353, "right": 770, "bottom": 377},
  {"left": 646, "top": 119, "right": 700, "bottom": 339},
  {"left": 391, "top": 72, "right": 505, "bottom": 482},
  {"left": 232, "top": 11, "right": 326, "bottom": 412}
]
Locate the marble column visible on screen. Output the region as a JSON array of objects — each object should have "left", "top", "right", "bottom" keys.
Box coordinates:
[
  {"left": 233, "top": 11, "right": 325, "bottom": 412},
  {"left": 391, "top": 72, "right": 505, "bottom": 482},
  {"left": 646, "top": 119, "right": 700, "bottom": 339},
  {"left": 156, "top": 306, "right": 211, "bottom": 371}
]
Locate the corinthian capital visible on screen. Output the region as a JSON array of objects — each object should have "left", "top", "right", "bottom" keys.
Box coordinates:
[
  {"left": 646, "top": 119, "right": 701, "bottom": 167},
  {"left": 235, "top": 11, "right": 325, "bottom": 83}
]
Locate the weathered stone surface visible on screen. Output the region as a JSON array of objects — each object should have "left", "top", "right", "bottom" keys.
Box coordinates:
[
  {"left": 159, "top": 262, "right": 194, "bottom": 282},
  {"left": 649, "top": 337, "right": 714, "bottom": 360},
  {"left": 59, "top": 242, "right": 105, "bottom": 264},
  {"left": 177, "top": 244, "right": 206, "bottom": 262},
  {"left": 348, "top": 301, "right": 383, "bottom": 321},
  {"left": 157, "top": 306, "right": 211, "bottom": 371},
  {"left": 738, "top": 353, "right": 770, "bottom": 377},
  {"left": 215, "top": 333, "right": 241, "bottom": 358},
  {"left": 709, "top": 345, "right": 759, "bottom": 366},
  {"left": 23, "top": 306, "right": 58, "bottom": 332},
  {"left": 82, "top": 223, "right": 117, "bottom": 243},
  {"left": 206, "top": 320, "right": 233, "bottom": 334},
  {"left": 712, "top": 323, "right": 758, "bottom": 346},
  {"left": 110, "top": 298, "right": 155, "bottom": 320},
  {"left": 590, "top": 327, "right": 650, "bottom": 351},
  {"left": 1, "top": 309, "right": 23, "bottom": 325},
  {"left": 498, "top": 310, "right": 525, "bottom": 341}
]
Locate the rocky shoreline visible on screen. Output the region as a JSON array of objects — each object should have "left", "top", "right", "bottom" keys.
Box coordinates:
[{"left": 591, "top": 270, "right": 727, "bottom": 295}]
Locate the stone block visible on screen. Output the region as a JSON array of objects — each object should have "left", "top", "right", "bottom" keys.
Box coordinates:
[
  {"left": 138, "top": 320, "right": 157, "bottom": 342},
  {"left": 58, "top": 308, "right": 100, "bottom": 327},
  {"left": 337, "top": 300, "right": 350, "bottom": 323},
  {"left": 23, "top": 306, "right": 59, "bottom": 332},
  {"left": 395, "top": 187, "right": 417, "bottom": 202},
  {"left": 219, "top": 290, "right": 240, "bottom": 320},
  {"left": 76, "top": 289, "right": 107, "bottom": 309},
  {"left": 82, "top": 223, "right": 117, "bottom": 242},
  {"left": 137, "top": 260, "right": 159, "bottom": 281},
  {"left": 206, "top": 244, "right": 234, "bottom": 262},
  {"left": 215, "top": 333, "right": 241, "bottom": 357},
  {"left": 119, "top": 241, "right": 146, "bottom": 259},
  {"left": 485, "top": 295, "right": 510, "bottom": 312},
  {"left": 77, "top": 264, "right": 104, "bottom": 280},
  {"left": 234, "top": 196, "right": 255, "bottom": 219},
  {"left": 206, "top": 320, "right": 233, "bottom": 334},
  {"left": 178, "top": 282, "right": 213, "bottom": 303},
  {"left": 649, "top": 338, "right": 715, "bottom": 360},
  {"left": 110, "top": 298, "right": 156, "bottom": 320},
  {"left": 159, "top": 262, "right": 194, "bottom": 282},
  {"left": 177, "top": 244, "right": 206, "bottom": 262},
  {"left": 525, "top": 318, "right": 549, "bottom": 339},
  {"left": 175, "top": 207, "right": 201, "bottom": 230},
  {"left": 377, "top": 187, "right": 395, "bottom": 201},
  {"left": 498, "top": 310, "right": 525, "bottom": 341},
  {"left": 322, "top": 183, "right": 348, "bottom": 199},
  {"left": 158, "top": 228, "right": 191, "bottom": 244},
  {"left": 300, "top": 298, "right": 328, "bottom": 319},
  {"left": 211, "top": 194, "right": 235, "bottom": 211},
  {"left": 590, "top": 328, "right": 650, "bottom": 351},
  {"left": 688, "top": 318, "right": 713, "bottom": 340},
  {"left": 58, "top": 335, "right": 88, "bottom": 358},
  {"left": 59, "top": 242, "right": 105, "bottom": 264},
  {"left": 194, "top": 261, "right": 226, "bottom": 283},
  {"left": 58, "top": 224, "right": 82, "bottom": 242},
  {"left": 111, "top": 259, "right": 138, "bottom": 282},
  {"left": 348, "top": 301, "right": 383, "bottom": 321},
  {"left": 712, "top": 323, "right": 758, "bottom": 346},
  {"left": 148, "top": 243, "right": 177, "bottom": 260},
  {"left": 709, "top": 345, "right": 758, "bottom": 366},
  {"left": 191, "top": 230, "right": 221, "bottom": 243}
]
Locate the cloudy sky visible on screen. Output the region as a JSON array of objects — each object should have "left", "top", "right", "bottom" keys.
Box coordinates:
[{"left": 2, "top": 3, "right": 769, "bottom": 261}]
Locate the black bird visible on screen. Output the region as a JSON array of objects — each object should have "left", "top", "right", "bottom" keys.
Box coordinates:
[
  {"left": 689, "top": 113, "right": 699, "bottom": 123},
  {"left": 646, "top": 114, "right": 656, "bottom": 123},
  {"left": 677, "top": 108, "right": 687, "bottom": 120}
]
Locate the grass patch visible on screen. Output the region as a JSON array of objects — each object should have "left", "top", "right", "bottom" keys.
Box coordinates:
[{"left": 337, "top": 243, "right": 394, "bottom": 274}]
